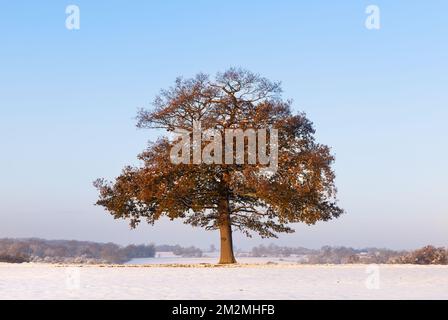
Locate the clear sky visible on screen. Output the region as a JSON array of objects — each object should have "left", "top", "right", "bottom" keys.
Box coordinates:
[{"left": 0, "top": 1, "right": 447, "bottom": 250}]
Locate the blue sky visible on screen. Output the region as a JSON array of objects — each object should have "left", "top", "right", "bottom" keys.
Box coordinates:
[{"left": 0, "top": 1, "right": 447, "bottom": 249}]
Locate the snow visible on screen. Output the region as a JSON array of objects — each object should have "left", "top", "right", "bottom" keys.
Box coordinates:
[
  {"left": 0, "top": 263, "right": 447, "bottom": 300},
  {"left": 126, "top": 255, "right": 301, "bottom": 265}
]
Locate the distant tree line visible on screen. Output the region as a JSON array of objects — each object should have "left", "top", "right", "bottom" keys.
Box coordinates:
[
  {"left": 251, "top": 244, "right": 314, "bottom": 257},
  {"left": 155, "top": 244, "right": 203, "bottom": 257},
  {"left": 250, "top": 244, "right": 448, "bottom": 265},
  {"left": 0, "top": 238, "right": 156, "bottom": 264},
  {"left": 2, "top": 238, "right": 445, "bottom": 265},
  {"left": 0, "top": 238, "right": 205, "bottom": 264},
  {"left": 303, "top": 246, "right": 406, "bottom": 264},
  {"left": 389, "top": 246, "right": 447, "bottom": 265}
]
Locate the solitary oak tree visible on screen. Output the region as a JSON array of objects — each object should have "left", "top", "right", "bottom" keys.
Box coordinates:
[{"left": 95, "top": 68, "right": 343, "bottom": 264}]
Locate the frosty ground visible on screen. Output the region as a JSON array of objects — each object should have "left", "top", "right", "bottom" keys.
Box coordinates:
[{"left": 1, "top": 262, "right": 447, "bottom": 299}]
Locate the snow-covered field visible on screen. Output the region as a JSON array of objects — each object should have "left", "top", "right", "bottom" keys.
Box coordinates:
[
  {"left": 0, "top": 262, "right": 447, "bottom": 300},
  {"left": 126, "top": 253, "right": 305, "bottom": 265}
]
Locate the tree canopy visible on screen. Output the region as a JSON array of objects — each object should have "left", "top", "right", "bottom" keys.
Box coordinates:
[{"left": 95, "top": 68, "right": 343, "bottom": 263}]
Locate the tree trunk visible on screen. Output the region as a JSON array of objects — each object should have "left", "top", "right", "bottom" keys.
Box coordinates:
[{"left": 218, "top": 199, "right": 236, "bottom": 264}]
